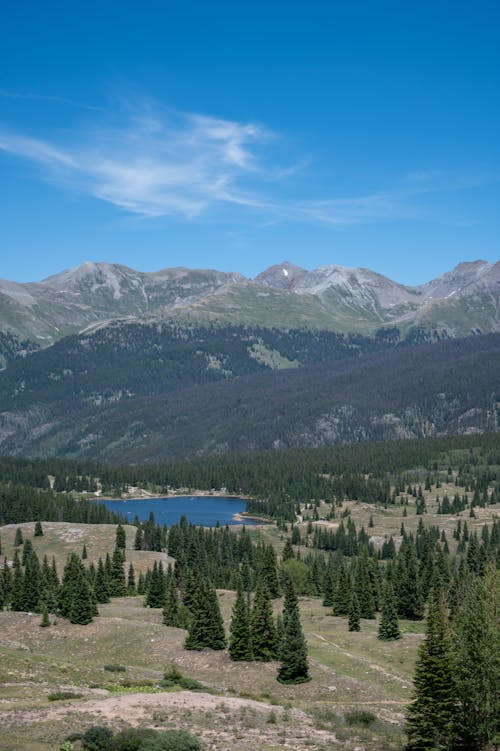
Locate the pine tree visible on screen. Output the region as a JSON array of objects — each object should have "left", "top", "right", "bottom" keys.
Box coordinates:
[
  {"left": 162, "top": 572, "right": 181, "bottom": 627},
  {"left": 354, "top": 554, "right": 376, "bottom": 619},
  {"left": 94, "top": 558, "right": 111, "bottom": 604},
  {"left": 2, "top": 556, "right": 12, "bottom": 604},
  {"left": 134, "top": 526, "right": 144, "bottom": 550},
  {"left": 322, "top": 567, "right": 335, "bottom": 607},
  {"left": 14, "top": 528, "right": 23, "bottom": 547},
  {"left": 109, "top": 546, "right": 127, "bottom": 597},
  {"left": 277, "top": 578, "right": 310, "bottom": 684},
  {"left": 58, "top": 553, "right": 84, "bottom": 618},
  {"left": 332, "top": 562, "right": 351, "bottom": 616},
  {"left": 145, "top": 561, "right": 166, "bottom": 607},
  {"left": 82, "top": 543, "right": 88, "bottom": 560},
  {"left": 127, "top": 563, "right": 136, "bottom": 594},
  {"left": 137, "top": 571, "right": 146, "bottom": 595},
  {"left": 69, "top": 566, "right": 95, "bottom": 625},
  {"left": 229, "top": 578, "right": 253, "bottom": 661},
  {"left": 406, "top": 581, "right": 456, "bottom": 750},
  {"left": 275, "top": 613, "right": 284, "bottom": 656},
  {"left": 116, "top": 523, "right": 126, "bottom": 550},
  {"left": 452, "top": 566, "right": 500, "bottom": 750},
  {"left": 282, "top": 539, "right": 294, "bottom": 562},
  {"left": 261, "top": 546, "right": 281, "bottom": 598},
  {"left": 397, "top": 540, "right": 424, "bottom": 620},
  {"left": 378, "top": 581, "right": 401, "bottom": 640},
  {"left": 184, "top": 576, "right": 226, "bottom": 650},
  {"left": 39, "top": 602, "right": 50, "bottom": 627},
  {"left": 34, "top": 521, "right": 43, "bottom": 537},
  {"left": 251, "top": 583, "right": 276, "bottom": 661},
  {"left": 348, "top": 591, "right": 361, "bottom": 632},
  {"left": 21, "top": 538, "right": 34, "bottom": 566},
  {"left": 21, "top": 550, "right": 43, "bottom": 611},
  {"left": 10, "top": 553, "right": 24, "bottom": 611}
]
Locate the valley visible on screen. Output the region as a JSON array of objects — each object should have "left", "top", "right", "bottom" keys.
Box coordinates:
[{"left": 0, "top": 435, "right": 499, "bottom": 750}]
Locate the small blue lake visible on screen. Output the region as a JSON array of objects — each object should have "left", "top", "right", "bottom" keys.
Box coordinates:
[{"left": 100, "top": 495, "right": 259, "bottom": 527}]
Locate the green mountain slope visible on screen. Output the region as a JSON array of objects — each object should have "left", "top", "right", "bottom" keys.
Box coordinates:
[{"left": 1, "top": 324, "right": 499, "bottom": 462}]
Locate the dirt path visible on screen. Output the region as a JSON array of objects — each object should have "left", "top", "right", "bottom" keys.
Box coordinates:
[{"left": 310, "top": 632, "right": 410, "bottom": 685}]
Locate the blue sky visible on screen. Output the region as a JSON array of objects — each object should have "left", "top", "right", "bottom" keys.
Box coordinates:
[{"left": 1, "top": 0, "right": 499, "bottom": 284}]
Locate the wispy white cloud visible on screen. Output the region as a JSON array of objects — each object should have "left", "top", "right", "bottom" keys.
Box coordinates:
[
  {"left": 0, "top": 103, "right": 274, "bottom": 218},
  {"left": 0, "top": 88, "right": 103, "bottom": 111},
  {"left": 0, "top": 97, "right": 484, "bottom": 226}
]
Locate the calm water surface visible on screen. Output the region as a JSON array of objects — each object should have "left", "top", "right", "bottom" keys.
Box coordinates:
[{"left": 101, "top": 495, "right": 258, "bottom": 527}]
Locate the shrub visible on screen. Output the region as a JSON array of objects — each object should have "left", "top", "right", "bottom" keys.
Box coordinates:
[
  {"left": 344, "top": 710, "right": 376, "bottom": 726},
  {"left": 103, "top": 664, "right": 127, "bottom": 673},
  {"left": 160, "top": 668, "right": 204, "bottom": 691},
  {"left": 48, "top": 691, "right": 84, "bottom": 701},
  {"left": 59, "top": 743, "right": 74, "bottom": 751},
  {"left": 120, "top": 679, "right": 154, "bottom": 688},
  {"left": 139, "top": 730, "right": 202, "bottom": 751},
  {"left": 112, "top": 727, "right": 156, "bottom": 750},
  {"left": 81, "top": 725, "right": 115, "bottom": 751}
]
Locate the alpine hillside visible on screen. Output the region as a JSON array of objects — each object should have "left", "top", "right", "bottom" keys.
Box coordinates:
[{"left": 1, "top": 259, "right": 500, "bottom": 351}]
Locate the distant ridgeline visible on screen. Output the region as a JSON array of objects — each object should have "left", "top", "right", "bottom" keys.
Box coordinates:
[{"left": 2, "top": 432, "right": 500, "bottom": 523}]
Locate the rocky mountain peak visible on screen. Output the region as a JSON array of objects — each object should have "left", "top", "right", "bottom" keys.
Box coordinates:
[{"left": 254, "top": 261, "right": 307, "bottom": 289}]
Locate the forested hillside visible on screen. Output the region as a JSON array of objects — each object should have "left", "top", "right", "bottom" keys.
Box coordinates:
[{"left": 1, "top": 329, "right": 499, "bottom": 461}]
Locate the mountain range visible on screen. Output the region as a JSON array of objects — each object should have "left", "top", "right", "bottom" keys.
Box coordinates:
[
  {"left": 1, "top": 257, "right": 500, "bottom": 462},
  {"left": 1, "top": 259, "right": 500, "bottom": 352}
]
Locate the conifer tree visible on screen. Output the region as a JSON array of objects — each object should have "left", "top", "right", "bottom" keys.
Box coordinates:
[
  {"left": 104, "top": 551, "right": 113, "bottom": 581},
  {"left": 134, "top": 525, "right": 144, "bottom": 550},
  {"left": 406, "top": 581, "right": 456, "bottom": 751},
  {"left": 116, "top": 523, "right": 126, "bottom": 550},
  {"left": 275, "top": 613, "right": 284, "bottom": 655},
  {"left": 39, "top": 602, "right": 50, "bottom": 627},
  {"left": 282, "top": 539, "right": 294, "bottom": 562},
  {"left": 69, "top": 565, "right": 95, "bottom": 625},
  {"left": 14, "top": 527, "right": 23, "bottom": 547},
  {"left": 2, "top": 557, "right": 12, "bottom": 606},
  {"left": 87, "top": 561, "right": 96, "bottom": 585},
  {"left": 452, "top": 566, "right": 500, "bottom": 750},
  {"left": 127, "top": 563, "right": 136, "bottom": 594},
  {"left": 137, "top": 571, "right": 146, "bottom": 595},
  {"left": 58, "top": 553, "right": 84, "bottom": 618},
  {"left": 261, "top": 546, "right": 281, "bottom": 598},
  {"left": 277, "top": 577, "right": 310, "bottom": 684},
  {"left": 10, "top": 553, "right": 24, "bottom": 611},
  {"left": 34, "top": 521, "right": 43, "bottom": 537},
  {"left": 184, "top": 575, "right": 226, "bottom": 650},
  {"left": 348, "top": 591, "right": 361, "bottom": 632},
  {"left": 94, "top": 558, "right": 111, "bottom": 604},
  {"left": 162, "top": 572, "right": 181, "bottom": 627},
  {"left": 397, "top": 540, "right": 424, "bottom": 620},
  {"left": 21, "top": 550, "right": 43, "bottom": 611},
  {"left": 82, "top": 543, "right": 88, "bottom": 560},
  {"left": 22, "top": 538, "right": 34, "bottom": 566},
  {"left": 229, "top": 577, "right": 253, "bottom": 661},
  {"left": 251, "top": 583, "right": 276, "bottom": 661},
  {"left": 145, "top": 561, "right": 166, "bottom": 607},
  {"left": 322, "top": 567, "right": 335, "bottom": 607},
  {"left": 378, "top": 581, "right": 401, "bottom": 640},
  {"left": 332, "top": 562, "right": 351, "bottom": 616},
  {"left": 354, "top": 554, "right": 376, "bottom": 619},
  {"left": 109, "top": 546, "right": 127, "bottom": 597}
]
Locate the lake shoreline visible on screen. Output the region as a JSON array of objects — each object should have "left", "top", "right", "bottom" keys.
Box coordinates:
[{"left": 94, "top": 493, "right": 271, "bottom": 527}]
